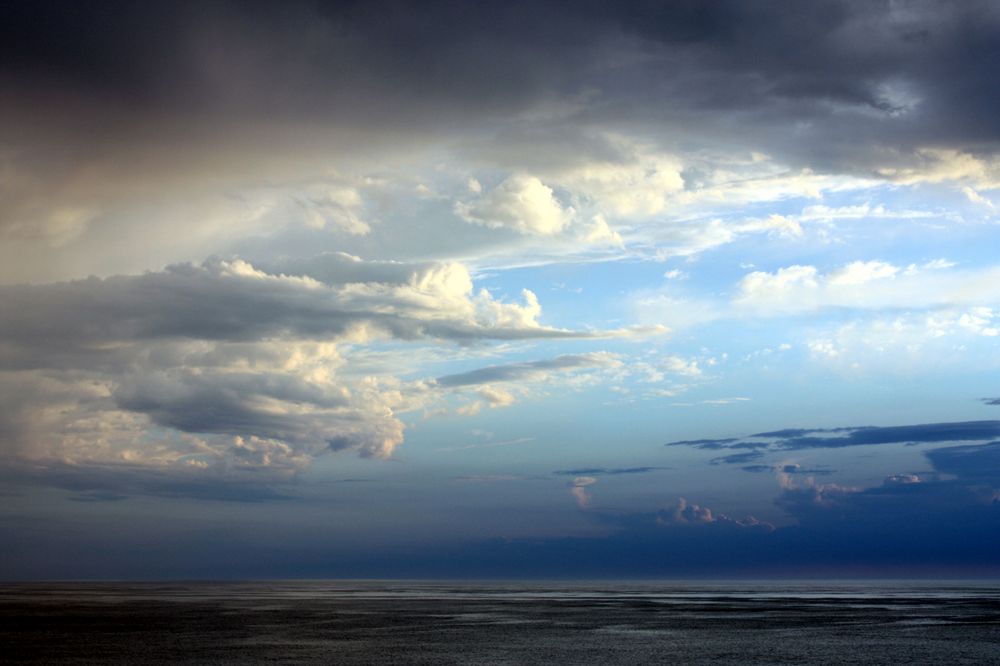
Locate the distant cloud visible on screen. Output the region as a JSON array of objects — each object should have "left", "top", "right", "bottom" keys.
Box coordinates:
[
  {"left": 667, "top": 421, "right": 1000, "bottom": 455},
  {"left": 710, "top": 451, "right": 764, "bottom": 465},
  {"left": 435, "top": 353, "right": 621, "bottom": 388},
  {"left": 736, "top": 261, "right": 1000, "bottom": 316},
  {"left": 772, "top": 439, "right": 1000, "bottom": 535},
  {"left": 656, "top": 497, "right": 774, "bottom": 531},
  {"left": 570, "top": 476, "right": 598, "bottom": 508},
  {"left": 552, "top": 466, "right": 667, "bottom": 477},
  {"left": 434, "top": 437, "right": 534, "bottom": 454},
  {"left": 925, "top": 441, "right": 1000, "bottom": 483},
  {"left": 740, "top": 464, "right": 834, "bottom": 476}
]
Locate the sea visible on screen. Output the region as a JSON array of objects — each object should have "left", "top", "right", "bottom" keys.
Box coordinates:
[{"left": 3, "top": 580, "right": 999, "bottom": 664}]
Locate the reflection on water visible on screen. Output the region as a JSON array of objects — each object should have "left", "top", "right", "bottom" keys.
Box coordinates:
[{"left": 3, "top": 581, "right": 999, "bottom": 664}]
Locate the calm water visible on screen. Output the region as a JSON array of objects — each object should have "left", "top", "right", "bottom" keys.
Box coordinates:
[{"left": 3, "top": 580, "right": 999, "bottom": 664}]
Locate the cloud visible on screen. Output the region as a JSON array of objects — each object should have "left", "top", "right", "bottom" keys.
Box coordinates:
[
  {"left": 552, "top": 466, "right": 667, "bottom": 477},
  {"left": 570, "top": 476, "right": 597, "bottom": 508},
  {"left": 827, "top": 260, "right": 900, "bottom": 286},
  {"left": 739, "top": 265, "right": 819, "bottom": 297},
  {"left": 553, "top": 149, "right": 685, "bottom": 218},
  {"left": 435, "top": 349, "right": 696, "bottom": 414},
  {"left": 435, "top": 352, "right": 621, "bottom": 388},
  {"left": 655, "top": 497, "right": 774, "bottom": 531},
  {"left": 741, "top": 463, "right": 834, "bottom": 476},
  {"left": 667, "top": 420, "right": 1000, "bottom": 455},
  {"left": 659, "top": 355, "right": 703, "bottom": 377},
  {"left": 435, "top": 437, "right": 534, "bottom": 454},
  {"left": 736, "top": 261, "right": 1000, "bottom": 315},
  {"left": 699, "top": 397, "right": 750, "bottom": 406},
  {"left": 924, "top": 441, "right": 1000, "bottom": 483},
  {"left": 666, "top": 437, "right": 761, "bottom": 450},
  {"left": 877, "top": 149, "right": 1000, "bottom": 188},
  {"left": 775, "top": 422, "right": 1000, "bottom": 450},
  {"left": 0, "top": 460, "right": 297, "bottom": 503},
  {"left": 771, "top": 438, "right": 1000, "bottom": 535},
  {"left": 455, "top": 174, "right": 572, "bottom": 236},
  {"left": 0, "top": 254, "right": 631, "bottom": 488},
  {"left": 0, "top": 256, "right": 592, "bottom": 364},
  {"left": 710, "top": 451, "right": 764, "bottom": 465},
  {"left": 3, "top": 2, "right": 1000, "bottom": 285},
  {"left": 664, "top": 419, "right": 1000, "bottom": 569},
  {"left": 800, "top": 308, "right": 1000, "bottom": 372}
]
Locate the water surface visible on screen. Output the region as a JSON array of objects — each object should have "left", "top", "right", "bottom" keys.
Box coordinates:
[{"left": 4, "top": 580, "right": 998, "bottom": 664}]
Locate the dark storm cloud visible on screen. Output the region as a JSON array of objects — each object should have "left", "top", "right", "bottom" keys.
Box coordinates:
[
  {"left": 5, "top": 1, "right": 998, "bottom": 127},
  {"left": 0, "top": 0, "right": 589, "bottom": 122},
  {"left": 2, "top": 1, "right": 999, "bottom": 190}
]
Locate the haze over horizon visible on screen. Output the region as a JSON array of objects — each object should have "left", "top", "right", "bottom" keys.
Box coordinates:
[{"left": 2, "top": 0, "right": 1000, "bottom": 579}]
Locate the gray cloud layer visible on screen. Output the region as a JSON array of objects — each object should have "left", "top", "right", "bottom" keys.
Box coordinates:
[
  {"left": 5, "top": 1, "right": 998, "bottom": 152},
  {"left": 3, "top": 0, "right": 1000, "bottom": 279}
]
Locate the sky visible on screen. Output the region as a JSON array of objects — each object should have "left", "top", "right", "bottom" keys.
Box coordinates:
[{"left": 2, "top": 0, "right": 1000, "bottom": 579}]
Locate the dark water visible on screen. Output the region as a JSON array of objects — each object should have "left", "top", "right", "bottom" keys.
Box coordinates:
[{"left": 3, "top": 581, "right": 999, "bottom": 664}]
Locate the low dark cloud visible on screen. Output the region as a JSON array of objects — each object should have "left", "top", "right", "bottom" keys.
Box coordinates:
[
  {"left": 440, "top": 437, "right": 1000, "bottom": 577},
  {"left": 4, "top": 436, "right": 1000, "bottom": 577},
  {"left": 773, "top": 439, "right": 1000, "bottom": 535},
  {"left": 669, "top": 420, "right": 1000, "bottom": 456},
  {"left": 981, "top": 398, "right": 1000, "bottom": 406},
  {"left": 710, "top": 451, "right": 764, "bottom": 465},
  {"left": 752, "top": 427, "right": 855, "bottom": 438},
  {"left": 925, "top": 441, "right": 1000, "bottom": 483},
  {"left": 776, "top": 422, "right": 1000, "bottom": 449},
  {"left": 0, "top": 461, "right": 297, "bottom": 503},
  {"left": 666, "top": 438, "right": 763, "bottom": 450}
]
